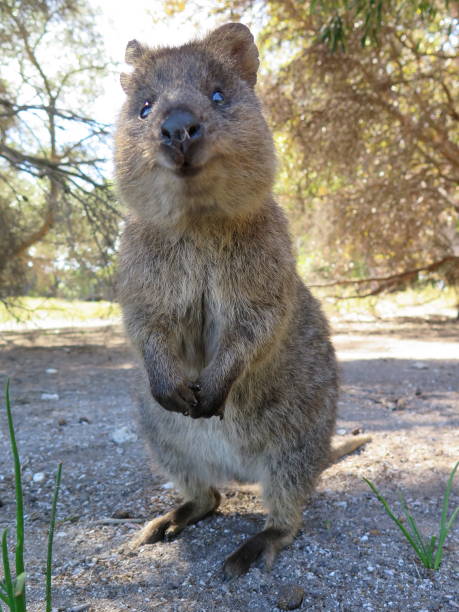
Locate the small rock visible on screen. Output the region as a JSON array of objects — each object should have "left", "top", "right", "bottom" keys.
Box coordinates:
[
  {"left": 112, "top": 509, "right": 133, "bottom": 519},
  {"left": 336, "top": 428, "right": 347, "bottom": 436},
  {"left": 415, "top": 387, "right": 422, "bottom": 396},
  {"left": 277, "top": 584, "right": 305, "bottom": 610},
  {"left": 110, "top": 426, "right": 137, "bottom": 444},
  {"left": 46, "top": 368, "right": 58, "bottom": 374},
  {"left": 411, "top": 362, "right": 428, "bottom": 370},
  {"left": 161, "top": 481, "right": 174, "bottom": 489},
  {"left": 33, "top": 472, "right": 45, "bottom": 483},
  {"left": 58, "top": 418, "right": 68, "bottom": 426},
  {"left": 41, "top": 393, "right": 59, "bottom": 400},
  {"left": 352, "top": 427, "right": 363, "bottom": 435},
  {"left": 78, "top": 416, "right": 91, "bottom": 424}
]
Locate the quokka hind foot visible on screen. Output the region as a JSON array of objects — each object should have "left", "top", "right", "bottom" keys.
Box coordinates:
[
  {"left": 130, "top": 487, "right": 221, "bottom": 548},
  {"left": 223, "top": 527, "right": 295, "bottom": 579}
]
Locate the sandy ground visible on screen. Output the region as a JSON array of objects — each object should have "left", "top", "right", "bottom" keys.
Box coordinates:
[{"left": 0, "top": 318, "right": 458, "bottom": 611}]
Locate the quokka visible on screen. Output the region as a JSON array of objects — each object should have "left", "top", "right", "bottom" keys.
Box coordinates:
[{"left": 115, "top": 22, "right": 368, "bottom": 577}]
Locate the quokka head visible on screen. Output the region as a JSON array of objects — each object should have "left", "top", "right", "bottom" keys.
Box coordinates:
[{"left": 115, "top": 23, "right": 276, "bottom": 226}]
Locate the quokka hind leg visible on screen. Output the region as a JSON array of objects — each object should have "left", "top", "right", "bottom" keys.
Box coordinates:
[
  {"left": 131, "top": 485, "right": 221, "bottom": 547},
  {"left": 223, "top": 472, "right": 309, "bottom": 579}
]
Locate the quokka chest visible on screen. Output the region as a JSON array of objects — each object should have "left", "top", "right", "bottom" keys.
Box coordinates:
[{"left": 151, "top": 243, "right": 227, "bottom": 370}]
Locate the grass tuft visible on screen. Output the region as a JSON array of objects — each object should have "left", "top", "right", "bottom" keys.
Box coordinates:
[
  {"left": 1, "top": 381, "right": 63, "bottom": 611},
  {"left": 45, "top": 464, "right": 62, "bottom": 612},
  {"left": 364, "top": 461, "right": 459, "bottom": 570}
]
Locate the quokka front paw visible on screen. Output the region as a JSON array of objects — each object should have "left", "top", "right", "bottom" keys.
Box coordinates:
[
  {"left": 188, "top": 378, "right": 227, "bottom": 420},
  {"left": 152, "top": 380, "right": 199, "bottom": 416}
]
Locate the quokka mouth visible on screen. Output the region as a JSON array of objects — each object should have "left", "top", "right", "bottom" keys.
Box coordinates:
[{"left": 175, "top": 163, "right": 203, "bottom": 178}]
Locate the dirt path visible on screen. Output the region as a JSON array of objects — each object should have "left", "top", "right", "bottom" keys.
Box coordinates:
[{"left": 0, "top": 319, "right": 458, "bottom": 611}]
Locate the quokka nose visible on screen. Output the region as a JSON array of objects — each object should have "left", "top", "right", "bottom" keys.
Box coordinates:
[{"left": 160, "top": 109, "right": 203, "bottom": 152}]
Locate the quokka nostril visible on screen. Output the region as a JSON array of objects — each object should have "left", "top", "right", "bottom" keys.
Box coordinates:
[{"left": 160, "top": 110, "right": 202, "bottom": 148}]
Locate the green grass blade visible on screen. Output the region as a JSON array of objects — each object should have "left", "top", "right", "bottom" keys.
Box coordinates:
[
  {"left": 399, "top": 495, "right": 431, "bottom": 565},
  {"left": 14, "top": 573, "right": 25, "bottom": 598},
  {"left": 46, "top": 463, "right": 62, "bottom": 612},
  {"left": 0, "top": 582, "right": 8, "bottom": 604},
  {"left": 427, "top": 535, "right": 437, "bottom": 558},
  {"left": 1, "top": 530, "right": 15, "bottom": 610},
  {"left": 363, "top": 478, "right": 425, "bottom": 559},
  {"left": 0, "top": 584, "right": 10, "bottom": 603},
  {"left": 434, "top": 461, "right": 459, "bottom": 569},
  {"left": 4, "top": 381, "right": 26, "bottom": 611},
  {"left": 446, "top": 506, "right": 459, "bottom": 532}
]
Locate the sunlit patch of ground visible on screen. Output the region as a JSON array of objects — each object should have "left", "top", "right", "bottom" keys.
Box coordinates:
[{"left": 0, "top": 297, "right": 121, "bottom": 331}]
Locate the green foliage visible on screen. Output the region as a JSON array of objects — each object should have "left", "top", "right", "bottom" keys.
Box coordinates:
[
  {"left": 364, "top": 462, "right": 459, "bottom": 570},
  {"left": 312, "top": 0, "right": 449, "bottom": 50},
  {"left": 258, "top": 0, "right": 459, "bottom": 285},
  {"left": 1, "top": 381, "right": 63, "bottom": 611},
  {"left": 0, "top": 0, "right": 120, "bottom": 301}
]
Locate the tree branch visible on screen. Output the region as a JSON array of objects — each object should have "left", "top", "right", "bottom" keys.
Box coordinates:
[{"left": 308, "top": 256, "right": 459, "bottom": 292}]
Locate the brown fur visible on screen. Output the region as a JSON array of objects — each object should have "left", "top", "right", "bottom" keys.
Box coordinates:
[{"left": 115, "top": 23, "right": 366, "bottom": 578}]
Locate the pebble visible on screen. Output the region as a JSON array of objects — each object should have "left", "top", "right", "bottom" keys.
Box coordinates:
[
  {"left": 112, "top": 509, "right": 134, "bottom": 519},
  {"left": 336, "top": 428, "right": 347, "bottom": 435},
  {"left": 110, "top": 427, "right": 138, "bottom": 444},
  {"left": 32, "top": 472, "right": 45, "bottom": 483},
  {"left": 411, "top": 362, "right": 429, "bottom": 369},
  {"left": 161, "top": 481, "right": 174, "bottom": 489},
  {"left": 46, "top": 368, "right": 58, "bottom": 374},
  {"left": 277, "top": 585, "right": 305, "bottom": 610},
  {"left": 41, "top": 393, "right": 59, "bottom": 400}
]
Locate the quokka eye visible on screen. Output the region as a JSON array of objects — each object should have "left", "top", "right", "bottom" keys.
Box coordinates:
[
  {"left": 139, "top": 100, "right": 153, "bottom": 119},
  {"left": 211, "top": 90, "right": 225, "bottom": 104}
]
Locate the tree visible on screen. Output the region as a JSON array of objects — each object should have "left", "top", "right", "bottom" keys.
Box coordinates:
[
  {"left": 262, "top": 0, "right": 459, "bottom": 297},
  {"left": 170, "top": 1, "right": 459, "bottom": 296},
  {"left": 0, "top": 0, "right": 119, "bottom": 299}
]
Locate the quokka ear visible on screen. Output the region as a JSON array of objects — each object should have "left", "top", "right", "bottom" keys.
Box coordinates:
[
  {"left": 205, "top": 22, "right": 259, "bottom": 87},
  {"left": 120, "top": 72, "right": 131, "bottom": 93},
  {"left": 125, "top": 39, "right": 146, "bottom": 65}
]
